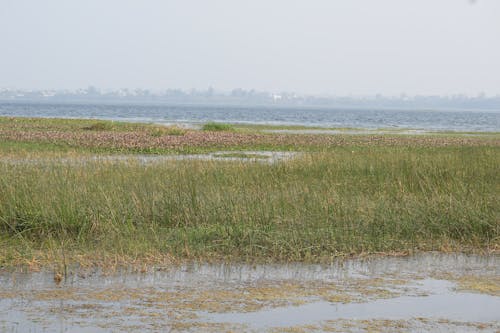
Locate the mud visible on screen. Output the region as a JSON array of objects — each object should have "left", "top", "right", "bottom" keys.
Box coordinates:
[{"left": 0, "top": 253, "right": 498, "bottom": 332}]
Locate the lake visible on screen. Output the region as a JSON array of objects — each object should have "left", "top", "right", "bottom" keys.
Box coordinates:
[{"left": 1, "top": 102, "right": 499, "bottom": 132}]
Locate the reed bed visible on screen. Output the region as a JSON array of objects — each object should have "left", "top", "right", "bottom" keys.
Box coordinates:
[{"left": 1, "top": 146, "right": 498, "bottom": 267}]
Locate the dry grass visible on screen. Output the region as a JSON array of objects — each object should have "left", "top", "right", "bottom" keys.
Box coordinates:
[{"left": 455, "top": 276, "right": 500, "bottom": 296}]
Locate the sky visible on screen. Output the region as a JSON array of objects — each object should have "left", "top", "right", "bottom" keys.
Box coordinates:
[{"left": 1, "top": 0, "right": 499, "bottom": 96}]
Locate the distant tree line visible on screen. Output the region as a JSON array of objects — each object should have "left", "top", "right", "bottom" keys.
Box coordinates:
[{"left": 0, "top": 87, "right": 499, "bottom": 110}]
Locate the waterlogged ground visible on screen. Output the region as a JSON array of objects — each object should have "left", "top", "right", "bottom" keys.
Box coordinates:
[
  {"left": 0, "top": 253, "right": 499, "bottom": 332},
  {"left": 263, "top": 128, "right": 498, "bottom": 136},
  {"left": 2, "top": 118, "right": 499, "bottom": 155},
  {"left": 0, "top": 151, "right": 298, "bottom": 166}
]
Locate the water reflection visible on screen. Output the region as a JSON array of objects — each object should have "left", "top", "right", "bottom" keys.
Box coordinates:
[{"left": 0, "top": 253, "right": 498, "bottom": 332}]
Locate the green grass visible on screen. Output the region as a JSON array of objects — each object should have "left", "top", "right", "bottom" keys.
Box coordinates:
[
  {"left": 0, "top": 141, "right": 77, "bottom": 154},
  {"left": 0, "top": 116, "right": 174, "bottom": 133},
  {"left": 149, "top": 126, "right": 186, "bottom": 137},
  {"left": 0, "top": 139, "right": 299, "bottom": 157},
  {"left": 231, "top": 123, "right": 500, "bottom": 136},
  {"left": 82, "top": 121, "right": 113, "bottom": 131},
  {"left": 0, "top": 116, "right": 498, "bottom": 267},
  {"left": 232, "top": 124, "right": 336, "bottom": 131},
  {"left": 202, "top": 122, "right": 235, "bottom": 131},
  {"left": 0, "top": 116, "right": 140, "bottom": 131},
  {"left": 0, "top": 146, "right": 498, "bottom": 267}
]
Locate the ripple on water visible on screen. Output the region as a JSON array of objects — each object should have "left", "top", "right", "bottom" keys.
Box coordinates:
[{"left": 0, "top": 253, "right": 499, "bottom": 332}]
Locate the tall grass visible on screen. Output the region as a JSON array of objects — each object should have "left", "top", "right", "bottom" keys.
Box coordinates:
[{"left": 0, "top": 146, "right": 498, "bottom": 265}]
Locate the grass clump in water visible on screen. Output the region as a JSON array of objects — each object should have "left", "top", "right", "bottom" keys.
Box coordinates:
[
  {"left": 202, "top": 122, "right": 235, "bottom": 132},
  {"left": 455, "top": 276, "right": 500, "bottom": 296}
]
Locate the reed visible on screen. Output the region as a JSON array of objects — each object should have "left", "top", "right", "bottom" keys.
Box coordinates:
[{"left": 1, "top": 146, "right": 498, "bottom": 266}]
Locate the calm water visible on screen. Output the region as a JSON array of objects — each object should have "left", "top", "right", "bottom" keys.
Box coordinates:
[
  {"left": 0, "top": 254, "right": 499, "bottom": 332},
  {"left": 1, "top": 102, "right": 499, "bottom": 132}
]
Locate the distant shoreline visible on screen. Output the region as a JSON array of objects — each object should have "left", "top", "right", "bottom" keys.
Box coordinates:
[
  {"left": 1, "top": 98, "right": 499, "bottom": 113},
  {"left": 1, "top": 101, "right": 499, "bottom": 133}
]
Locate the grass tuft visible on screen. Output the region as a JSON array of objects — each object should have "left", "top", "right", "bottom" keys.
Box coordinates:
[{"left": 202, "top": 122, "right": 235, "bottom": 132}]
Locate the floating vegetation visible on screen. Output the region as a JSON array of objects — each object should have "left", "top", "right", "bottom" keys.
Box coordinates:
[
  {"left": 455, "top": 276, "right": 500, "bottom": 296},
  {"left": 0, "top": 254, "right": 499, "bottom": 332},
  {"left": 270, "top": 318, "right": 500, "bottom": 333}
]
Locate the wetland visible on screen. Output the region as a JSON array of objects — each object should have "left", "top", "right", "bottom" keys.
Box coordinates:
[{"left": 0, "top": 116, "right": 498, "bottom": 332}]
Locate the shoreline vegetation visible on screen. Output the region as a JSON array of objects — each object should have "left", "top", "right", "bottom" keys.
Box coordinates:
[{"left": 0, "top": 117, "right": 499, "bottom": 269}]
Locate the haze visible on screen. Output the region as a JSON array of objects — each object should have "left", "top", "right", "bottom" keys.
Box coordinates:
[{"left": 1, "top": 0, "right": 499, "bottom": 96}]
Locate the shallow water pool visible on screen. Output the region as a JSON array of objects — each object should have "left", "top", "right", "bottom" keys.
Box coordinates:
[{"left": 0, "top": 253, "right": 498, "bottom": 332}]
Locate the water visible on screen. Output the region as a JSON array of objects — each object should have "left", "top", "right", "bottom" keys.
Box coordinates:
[
  {"left": 0, "top": 151, "right": 298, "bottom": 166},
  {"left": 1, "top": 253, "right": 498, "bottom": 332},
  {"left": 209, "top": 281, "right": 500, "bottom": 328},
  {"left": 1, "top": 102, "right": 499, "bottom": 132}
]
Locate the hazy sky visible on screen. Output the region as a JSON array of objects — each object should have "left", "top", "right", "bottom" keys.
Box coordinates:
[{"left": 1, "top": 0, "right": 499, "bottom": 95}]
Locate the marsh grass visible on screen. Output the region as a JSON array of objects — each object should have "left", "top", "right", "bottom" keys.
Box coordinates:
[
  {"left": 0, "top": 146, "right": 498, "bottom": 267},
  {"left": 149, "top": 126, "right": 186, "bottom": 137},
  {"left": 1, "top": 117, "right": 499, "bottom": 160},
  {"left": 82, "top": 122, "right": 113, "bottom": 131},
  {"left": 0, "top": 116, "right": 167, "bottom": 132},
  {"left": 202, "top": 122, "right": 235, "bottom": 131}
]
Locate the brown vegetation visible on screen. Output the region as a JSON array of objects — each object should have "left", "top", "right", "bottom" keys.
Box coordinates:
[{"left": 0, "top": 129, "right": 498, "bottom": 152}]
